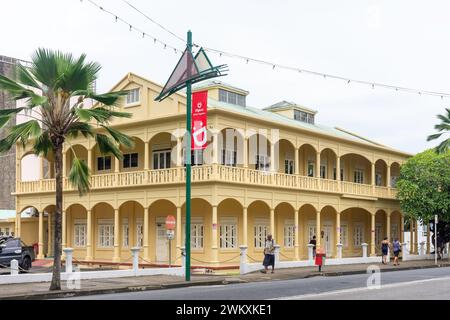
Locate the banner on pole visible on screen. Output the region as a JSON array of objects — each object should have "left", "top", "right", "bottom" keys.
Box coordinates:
[{"left": 192, "top": 90, "right": 208, "bottom": 150}]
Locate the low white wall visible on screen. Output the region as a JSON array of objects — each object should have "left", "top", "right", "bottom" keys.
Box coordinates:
[{"left": 0, "top": 267, "right": 184, "bottom": 285}]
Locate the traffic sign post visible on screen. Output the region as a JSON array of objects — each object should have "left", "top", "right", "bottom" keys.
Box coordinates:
[
  {"left": 435, "top": 215, "right": 438, "bottom": 265},
  {"left": 166, "top": 215, "right": 176, "bottom": 268}
]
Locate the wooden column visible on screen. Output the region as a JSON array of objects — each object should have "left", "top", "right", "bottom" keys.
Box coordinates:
[
  {"left": 270, "top": 208, "right": 275, "bottom": 240},
  {"left": 294, "top": 209, "right": 300, "bottom": 260},
  {"left": 370, "top": 213, "right": 376, "bottom": 256},
  {"left": 144, "top": 141, "right": 150, "bottom": 170},
  {"left": 211, "top": 205, "right": 219, "bottom": 263},
  {"left": 85, "top": 209, "right": 93, "bottom": 260},
  {"left": 316, "top": 210, "right": 321, "bottom": 248},
  {"left": 243, "top": 207, "right": 248, "bottom": 246},
  {"left": 113, "top": 208, "right": 120, "bottom": 262},
  {"left": 144, "top": 207, "right": 150, "bottom": 260},
  {"left": 316, "top": 151, "right": 321, "bottom": 178},
  {"left": 37, "top": 210, "right": 44, "bottom": 259}
]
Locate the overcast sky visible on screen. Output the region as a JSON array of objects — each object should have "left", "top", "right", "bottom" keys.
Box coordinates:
[{"left": 2, "top": 0, "right": 450, "bottom": 155}]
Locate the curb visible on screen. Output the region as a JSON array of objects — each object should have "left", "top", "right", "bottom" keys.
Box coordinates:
[{"left": 2, "top": 263, "right": 449, "bottom": 300}]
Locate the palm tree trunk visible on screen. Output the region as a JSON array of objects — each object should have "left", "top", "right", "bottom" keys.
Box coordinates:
[{"left": 50, "top": 143, "right": 63, "bottom": 290}]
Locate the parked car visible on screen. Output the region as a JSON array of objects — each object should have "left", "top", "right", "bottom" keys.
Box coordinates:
[{"left": 0, "top": 236, "right": 35, "bottom": 271}]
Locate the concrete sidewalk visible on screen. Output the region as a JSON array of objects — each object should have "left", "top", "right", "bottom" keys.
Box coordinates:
[{"left": 0, "top": 259, "right": 449, "bottom": 300}]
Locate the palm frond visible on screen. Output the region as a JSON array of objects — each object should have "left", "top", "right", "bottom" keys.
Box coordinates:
[
  {"left": 33, "top": 131, "right": 53, "bottom": 157},
  {"left": 68, "top": 157, "right": 90, "bottom": 195},
  {"left": 427, "top": 133, "right": 442, "bottom": 141},
  {"left": 101, "top": 125, "right": 134, "bottom": 149},
  {"left": 0, "top": 108, "right": 24, "bottom": 129},
  {"left": 16, "top": 63, "right": 41, "bottom": 90},
  {"left": 95, "top": 133, "right": 122, "bottom": 159},
  {"left": 435, "top": 138, "right": 450, "bottom": 154},
  {"left": 66, "top": 122, "right": 95, "bottom": 139},
  {"left": 74, "top": 107, "right": 132, "bottom": 123},
  {"left": 87, "top": 90, "right": 129, "bottom": 106},
  {"left": 0, "top": 120, "right": 41, "bottom": 153},
  {"left": 0, "top": 73, "right": 39, "bottom": 101},
  {"left": 29, "top": 48, "right": 59, "bottom": 89}
]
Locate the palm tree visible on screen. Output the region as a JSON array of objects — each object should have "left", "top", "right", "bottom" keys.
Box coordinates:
[
  {"left": 427, "top": 108, "right": 450, "bottom": 154},
  {"left": 0, "top": 48, "right": 134, "bottom": 290}
]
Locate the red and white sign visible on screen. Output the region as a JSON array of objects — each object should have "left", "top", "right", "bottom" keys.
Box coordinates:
[
  {"left": 191, "top": 90, "right": 208, "bottom": 150},
  {"left": 166, "top": 215, "right": 176, "bottom": 230}
]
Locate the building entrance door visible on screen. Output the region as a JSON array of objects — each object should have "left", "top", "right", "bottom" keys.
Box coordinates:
[
  {"left": 323, "top": 224, "right": 333, "bottom": 257},
  {"left": 156, "top": 221, "right": 168, "bottom": 262}
]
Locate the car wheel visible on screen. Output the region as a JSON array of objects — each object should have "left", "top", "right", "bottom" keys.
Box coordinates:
[{"left": 20, "top": 256, "right": 31, "bottom": 271}]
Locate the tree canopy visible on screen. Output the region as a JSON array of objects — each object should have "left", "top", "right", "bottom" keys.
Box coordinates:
[{"left": 396, "top": 149, "right": 450, "bottom": 223}]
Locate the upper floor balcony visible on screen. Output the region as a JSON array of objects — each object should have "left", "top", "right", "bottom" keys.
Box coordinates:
[{"left": 15, "top": 129, "right": 402, "bottom": 200}]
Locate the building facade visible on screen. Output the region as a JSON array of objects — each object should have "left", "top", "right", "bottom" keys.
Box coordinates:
[
  {"left": 0, "top": 55, "right": 20, "bottom": 210},
  {"left": 13, "top": 73, "right": 411, "bottom": 264}
]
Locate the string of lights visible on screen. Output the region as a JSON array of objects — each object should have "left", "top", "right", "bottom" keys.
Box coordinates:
[
  {"left": 83, "top": 0, "right": 450, "bottom": 99},
  {"left": 83, "top": 0, "right": 183, "bottom": 54}
]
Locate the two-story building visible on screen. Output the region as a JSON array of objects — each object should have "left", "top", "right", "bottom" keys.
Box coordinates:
[{"left": 12, "top": 73, "right": 412, "bottom": 267}]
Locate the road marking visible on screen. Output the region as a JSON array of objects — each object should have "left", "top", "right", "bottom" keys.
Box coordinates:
[{"left": 269, "top": 275, "right": 450, "bottom": 300}]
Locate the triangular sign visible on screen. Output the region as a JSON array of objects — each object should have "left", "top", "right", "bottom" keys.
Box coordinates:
[{"left": 156, "top": 48, "right": 199, "bottom": 101}]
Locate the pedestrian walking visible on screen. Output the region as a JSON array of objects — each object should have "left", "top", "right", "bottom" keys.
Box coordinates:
[
  {"left": 309, "top": 236, "right": 317, "bottom": 257},
  {"left": 261, "top": 234, "right": 275, "bottom": 274},
  {"left": 392, "top": 238, "right": 401, "bottom": 266},
  {"left": 381, "top": 237, "right": 390, "bottom": 264}
]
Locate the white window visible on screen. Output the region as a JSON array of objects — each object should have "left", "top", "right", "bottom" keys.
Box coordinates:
[
  {"left": 375, "top": 173, "right": 382, "bottom": 186},
  {"left": 354, "top": 169, "right": 364, "bottom": 184},
  {"left": 126, "top": 88, "right": 140, "bottom": 104},
  {"left": 254, "top": 223, "right": 269, "bottom": 248},
  {"left": 123, "top": 153, "right": 138, "bottom": 168},
  {"left": 183, "top": 149, "right": 203, "bottom": 166},
  {"left": 308, "top": 225, "right": 317, "bottom": 241},
  {"left": 340, "top": 225, "right": 348, "bottom": 247},
  {"left": 122, "top": 223, "right": 129, "bottom": 247},
  {"left": 219, "top": 218, "right": 237, "bottom": 249},
  {"left": 391, "top": 224, "right": 399, "bottom": 241},
  {"left": 74, "top": 223, "right": 87, "bottom": 247},
  {"left": 256, "top": 155, "right": 270, "bottom": 171},
  {"left": 353, "top": 224, "right": 364, "bottom": 247},
  {"left": 136, "top": 223, "right": 143, "bottom": 247},
  {"left": 222, "top": 149, "right": 237, "bottom": 167},
  {"left": 307, "top": 161, "right": 314, "bottom": 177},
  {"left": 97, "top": 156, "right": 111, "bottom": 171},
  {"left": 153, "top": 150, "right": 171, "bottom": 169},
  {"left": 98, "top": 223, "right": 114, "bottom": 248},
  {"left": 284, "top": 224, "right": 295, "bottom": 248},
  {"left": 320, "top": 165, "right": 326, "bottom": 179},
  {"left": 218, "top": 89, "right": 246, "bottom": 107},
  {"left": 285, "top": 159, "right": 294, "bottom": 174},
  {"left": 191, "top": 223, "right": 204, "bottom": 249}
]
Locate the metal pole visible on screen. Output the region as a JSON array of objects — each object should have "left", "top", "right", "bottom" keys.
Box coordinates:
[
  {"left": 169, "top": 238, "right": 172, "bottom": 268},
  {"left": 185, "top": 30, "right": 192, "bottom": 281},
  {"left": 435, "top": 215, "right": 438, "bottom": 265}
]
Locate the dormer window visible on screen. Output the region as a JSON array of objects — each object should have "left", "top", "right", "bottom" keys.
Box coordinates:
[
  {"left": 126, "top": 88, "right": 140, "bottom": 105},
  {"left": 294, "top": 109, "right": 314, "bottom": 124},
  {"left": 219, "top": 89, "right": 246, "bottom": 107}
]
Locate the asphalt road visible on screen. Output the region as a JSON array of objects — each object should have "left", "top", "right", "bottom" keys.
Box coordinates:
[{"left": 60, "top": 267, "right": 450, "bottom": 300}]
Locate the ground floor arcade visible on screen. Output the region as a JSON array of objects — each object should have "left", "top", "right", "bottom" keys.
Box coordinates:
[{"left": 14, "top": 188, "right": 407, "bottom": 266}]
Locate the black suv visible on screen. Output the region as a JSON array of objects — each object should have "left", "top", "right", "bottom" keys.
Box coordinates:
[{"left": 0, "top": 236, "right": 35, "bottom": 271}]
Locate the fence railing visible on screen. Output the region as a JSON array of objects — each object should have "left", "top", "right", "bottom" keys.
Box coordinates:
[{"left": 16, "top": 164, "right": 397, "bottom": 199}]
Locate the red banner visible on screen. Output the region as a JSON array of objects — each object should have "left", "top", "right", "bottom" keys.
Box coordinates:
[{"left": 191, "top": 90, "right": 208, "bottom": 150}]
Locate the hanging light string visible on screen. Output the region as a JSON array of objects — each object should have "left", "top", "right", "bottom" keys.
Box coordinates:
[
  {"left": 84, "top": 0, "right": 450, "bottom": 99},
  {"left": 84, "top": 0, "right": 183, "bottom": 54}
]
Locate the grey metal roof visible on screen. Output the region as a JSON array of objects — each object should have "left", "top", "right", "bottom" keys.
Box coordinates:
[{"left": 207, "top": 98, "right": 405, "bottom": 152}]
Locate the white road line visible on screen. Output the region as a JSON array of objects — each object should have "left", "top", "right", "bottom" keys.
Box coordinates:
[{"left": 269, "top": 275, "right": 450, "bottom": 300}]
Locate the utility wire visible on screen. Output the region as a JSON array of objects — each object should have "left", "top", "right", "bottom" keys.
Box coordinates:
[
  {"left": 83, "top": 0, "right": 450, "bottom": 99},
  {"left": 84, "top": 0, "right": 183, "bottom": 54}
]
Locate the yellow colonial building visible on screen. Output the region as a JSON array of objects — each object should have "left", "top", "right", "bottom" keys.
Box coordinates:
[{"left": 12, "top": 73, "right": 411, "bottom": 267}]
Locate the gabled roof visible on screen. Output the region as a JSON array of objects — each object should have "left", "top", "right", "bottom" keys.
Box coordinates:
[{"left": 192, "top": 80, "right": 249, "bottom": 96}]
